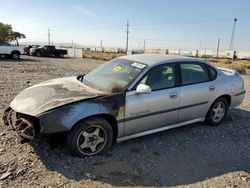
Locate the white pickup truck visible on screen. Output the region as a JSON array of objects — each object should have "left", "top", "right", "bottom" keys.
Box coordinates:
[{"left": 0, "top": 44, "right": 24, "bottom": 59}]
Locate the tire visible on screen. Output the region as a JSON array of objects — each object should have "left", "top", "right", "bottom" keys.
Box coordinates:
[
  {"left": 206, "top": 97, "right": 229, "bottom": 126},
  {"left": 36, "top": 52, "right": 41, "bottom": 57},
  {"left": 59, "top": 53, "right": 64, "bottom": 58},
  {"left": 11, "top": 51, "right": 20, "bottom": 59},
  {"left": 66, "top": 117, "right": 113, "bottom": 157}
]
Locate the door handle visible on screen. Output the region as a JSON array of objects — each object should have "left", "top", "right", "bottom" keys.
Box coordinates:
[
  {"left": 209, "top": 85, "right": 215, "bottom": 90},
  {"left": 169, "top": 92, "right": 178, "bottom": 98}
]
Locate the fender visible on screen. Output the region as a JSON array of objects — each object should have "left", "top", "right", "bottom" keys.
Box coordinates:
[{"left": 37, "top": 93, "right": 125, "bottom": 136}]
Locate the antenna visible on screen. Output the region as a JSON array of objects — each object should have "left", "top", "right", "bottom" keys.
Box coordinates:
[{"left": 229, "top": 18, "right": 237, "bottom": 51}]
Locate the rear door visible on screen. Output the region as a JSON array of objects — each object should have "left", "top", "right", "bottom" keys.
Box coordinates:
[
  {"left": 178, "top": 62, "right": 217, "bottom": 123},
  {"left": 124, "top": 63, "right": 180, "bottom": 136},
  {"left": 48, "top": 46, "right": 56, "bottom": 56},
  {"left": 42, "top": 46, "right": 49, "bottom": 55}
]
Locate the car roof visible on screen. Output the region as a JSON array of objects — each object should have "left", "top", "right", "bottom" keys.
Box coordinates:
[{"left": 119, "top": 54, "right": 203, "bottom": 66}]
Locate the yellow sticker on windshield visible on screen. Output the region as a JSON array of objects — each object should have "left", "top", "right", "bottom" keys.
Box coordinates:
[{"left": 112, "top": 65, "right": 122, "bottom": 72}]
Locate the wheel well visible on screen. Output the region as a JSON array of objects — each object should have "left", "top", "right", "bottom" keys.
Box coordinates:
[
  {"left": 218, "top": 94, "right": 231, "bottom": 106},
  {"left": 72, "top": 114, "right": 118, "bottom": 143},
  {"left": 11, "top": 50, "right": 20, "bottom": 55}
]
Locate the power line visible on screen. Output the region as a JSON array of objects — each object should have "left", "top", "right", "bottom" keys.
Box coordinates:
[{"left": 125, "top": 20, "right": 129, "bottom": 54}]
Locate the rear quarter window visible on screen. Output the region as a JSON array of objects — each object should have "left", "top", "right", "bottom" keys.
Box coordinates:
[{"left": 206, "top": 64, "right": 217, "bottom": 80}]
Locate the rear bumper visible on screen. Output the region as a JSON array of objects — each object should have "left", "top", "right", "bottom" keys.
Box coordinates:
[
  {"left": 230, "top": 90, "right": 246, "bottom": 108},
  {"left": 3, "top": 107, "right": 38, "bottom": 140},
  {"left": 234, "top": 90, "right": 246, "bottom": 97}
]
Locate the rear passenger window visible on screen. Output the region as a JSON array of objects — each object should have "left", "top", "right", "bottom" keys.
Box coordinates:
[{"left": 180, "top": 63, "right": 209, "bottom": 85}]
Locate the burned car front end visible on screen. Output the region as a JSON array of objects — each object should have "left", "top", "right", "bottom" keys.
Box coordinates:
[
  {"left": 3, "top": 107, "right": 40, "bottom": 140},
  {"left": 2, "top": 76, "right": 111, "bottom": 140}
]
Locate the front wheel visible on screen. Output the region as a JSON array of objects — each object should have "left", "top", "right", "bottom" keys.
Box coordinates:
[
  {"left": 35, "top": 52, "right": 41, "bottom": 57},
  {"left": 66, "top": 118, "right": 113, "bottom": 157},
  {"left": 59, "top": 53, "right": 64, "bottom": 58},
  {"left": 206, "top": 97, "right": 229, "bottom": 126},
  {"left": 12, "top": 52, "right": 20, "bottom": 59}
]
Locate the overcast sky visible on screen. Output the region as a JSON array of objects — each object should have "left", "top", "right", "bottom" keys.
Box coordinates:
[{"left": 0, "top": 0, "right": 250, "bottom": 51}]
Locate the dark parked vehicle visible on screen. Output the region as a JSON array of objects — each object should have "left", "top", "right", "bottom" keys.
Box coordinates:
[{"left": 30, "top": 45, "right": 67, "bottom": 58}]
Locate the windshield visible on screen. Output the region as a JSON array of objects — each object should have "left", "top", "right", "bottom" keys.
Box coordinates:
[{"left": 83, "top": 58, "right": 147, "bottom": 93}]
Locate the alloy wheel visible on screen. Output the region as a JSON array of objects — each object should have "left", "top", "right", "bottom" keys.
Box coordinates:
[
  {"left": 76, "top": 125, "right": 107, "bottom": 156},
  {"left": 211, "top": 101, "right": 226, "bottom": 123}
]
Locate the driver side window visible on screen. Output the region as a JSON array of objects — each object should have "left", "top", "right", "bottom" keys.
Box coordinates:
[{"left": 139, "top": 64, "right": 176, "bottom": 91}]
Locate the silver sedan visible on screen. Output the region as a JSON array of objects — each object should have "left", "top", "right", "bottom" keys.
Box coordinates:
[{"left": 3, "top": 54, "right": 246, "bottom": 156}]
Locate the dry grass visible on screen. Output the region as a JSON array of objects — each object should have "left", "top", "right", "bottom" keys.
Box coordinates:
[
  {"left": 204, "top": 58, "right": 250, "bottom": 74},
  {"left": 80, "top": 52, "right": 250, "bottom": 75},
  {"left": 82, "top": 50, "right": 125, "bottom": 61}
]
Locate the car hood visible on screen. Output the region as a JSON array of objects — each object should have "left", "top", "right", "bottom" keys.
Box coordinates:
[{"left": 10, "top": 76, "right": 107, "bottom": 116}]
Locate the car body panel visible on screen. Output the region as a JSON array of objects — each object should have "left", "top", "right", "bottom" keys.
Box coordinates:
[
  {"left": 178, "top": 82, "right": 214, "bottom": 122},
  {"left": 10, "top": 76, "right": 107, "bottom": 116},
  {"left": 0, "top": 44, "right": 24, "bottom": 55},
  {"left": 38, "top": 93, "right": 125, "bottom": 136},
  {"left": 124, "top": 87, "right": 180, "bottom": 136}
]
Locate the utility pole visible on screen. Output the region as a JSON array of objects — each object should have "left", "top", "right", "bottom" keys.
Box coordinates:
[
  {"left": 143, "top": 39, "right": 146, "bottom": 53},
  {"left": 48, "top": 27, "right": 51, "bottom": 45},
  {"left": 72, "top": 40, "right": 75, "bottom": 58},
  {"left": 229, "top": 18, "right": 237, "bottom": 51},
  {"left": 216, "top": 38, "right": 220, "bottom": 58},
  {"left": 125, "top": 20, "right": 129, "bottom": 54},
  {"left": 229, "top": 18, "right": 237, "bottom": 61},
  {"left": 199, "top": 41, "right": 202, "bottom": 57}
]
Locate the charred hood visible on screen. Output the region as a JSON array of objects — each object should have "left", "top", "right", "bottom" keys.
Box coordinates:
[{"left": 10, "top": 77, "right": 107, "bottom": 116}]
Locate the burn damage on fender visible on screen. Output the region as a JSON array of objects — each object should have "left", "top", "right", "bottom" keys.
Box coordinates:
[
  {"left": 3, "top": 76, "right": 126, "bottom": 140},
  {"left": 37, "top": 93, "right": 125, "bottom": 135}
]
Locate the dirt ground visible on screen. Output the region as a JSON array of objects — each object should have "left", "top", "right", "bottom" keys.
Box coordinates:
[{"left": 0, "top": 56, "right": 250, "bottom": 188}]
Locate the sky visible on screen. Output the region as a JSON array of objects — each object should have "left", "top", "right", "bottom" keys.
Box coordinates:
[{"left": 0, "top": 0, "right": 250, "bottom": 51}]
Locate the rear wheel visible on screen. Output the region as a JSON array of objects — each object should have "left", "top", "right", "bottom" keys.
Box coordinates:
[
  {"left": 66, "top": 117, "right": 113, "bottom": 157},
  {"left": 206, "top": 97, "right": 229, "bottom": 126}
]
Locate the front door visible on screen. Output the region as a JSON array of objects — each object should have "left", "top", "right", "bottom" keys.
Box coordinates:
[{"left": 124, "top": 63, "right": 180, "bottom": 136}]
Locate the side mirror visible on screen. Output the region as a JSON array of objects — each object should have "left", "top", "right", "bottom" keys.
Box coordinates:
[{"left": 136, "top": 84, "right": 151, "bottom": 94}]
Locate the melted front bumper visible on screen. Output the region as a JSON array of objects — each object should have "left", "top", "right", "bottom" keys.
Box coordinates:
[{"left": 3, "top": 107, "right": 37, "bottom": 140}]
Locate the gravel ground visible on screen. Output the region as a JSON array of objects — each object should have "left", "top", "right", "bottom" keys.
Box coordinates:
[{"left": 0, "top": 56, "right": 250, "bottom": 187}]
